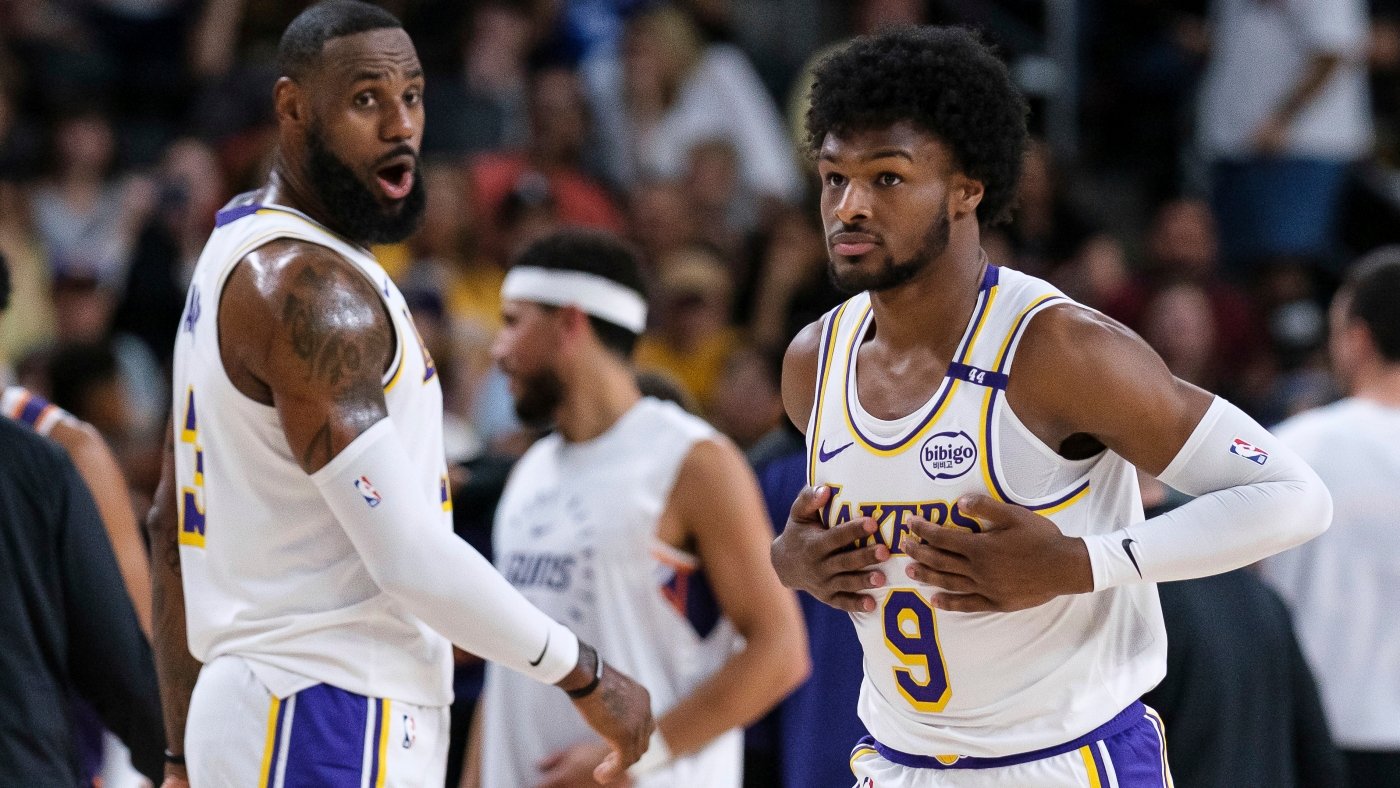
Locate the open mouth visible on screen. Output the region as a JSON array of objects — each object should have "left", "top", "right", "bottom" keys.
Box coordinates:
[{"left": 375, "top": 161, "right": 414, "bottom": 201}]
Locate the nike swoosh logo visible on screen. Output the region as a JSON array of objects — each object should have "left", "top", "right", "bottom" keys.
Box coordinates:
[
  {"left": 818, "top": 440, "right": 854, "bottom": 463},
  {"left": 1122, "top": 538, "right": 1143, "bottom": 579},
  {"left": 528, "top": 631, "right": 550, "bottom": 667}
]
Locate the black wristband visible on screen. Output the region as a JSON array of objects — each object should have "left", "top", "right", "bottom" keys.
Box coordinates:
[
  {"left": 565, "top": 644, "right": 604, "bottom": 699},
  {"left": 164, "top": 749, "right": 186, "bottom": 766}
]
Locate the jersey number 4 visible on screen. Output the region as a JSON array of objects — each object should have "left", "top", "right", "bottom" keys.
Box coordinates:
[
  {"left": 882, "top": 589, "right": 951, "bottom": 711},
  {"left": 178, "top": 387, "right": 207, "bottom": 548}
]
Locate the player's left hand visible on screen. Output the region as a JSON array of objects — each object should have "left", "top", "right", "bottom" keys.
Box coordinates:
[
  {"left": 902, "top": 494, "right": 1094, "bottom": 612},
  {"left": 535, "top": 742, "right": 633, "bottom": 788}
]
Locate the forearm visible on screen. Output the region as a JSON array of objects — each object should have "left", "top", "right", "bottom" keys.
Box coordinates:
[
  {"left": 312, "top": 419, "right": 578, "bottom": 683},
  {"left": 145, "top": 439, "right": 201, "bottom": 758},
  {"left": 457, "top": 701, "right": 484, "bottom": 788},
  {"left": 1271, "top": 54, "right": 1342, "bottom": 126},
  {"left": 1084, "top": 398, "right": 1332, "bottom": 588},
  {"left": 67, "top": 428, "right": 153, "bottom": 638},
  {"left": 653, "top": 626, "right": 808, "bottom": 758}
]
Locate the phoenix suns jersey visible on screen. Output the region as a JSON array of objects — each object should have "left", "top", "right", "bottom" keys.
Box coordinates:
[
  {"left": 171, "top": 194, "right": 454, "bottom": 706},
  {"left": 807, "top": 264, "right": 1166, "bottom": 759},
  {"left": 480, "top": 398, "right": 743, "bottom": 787}
]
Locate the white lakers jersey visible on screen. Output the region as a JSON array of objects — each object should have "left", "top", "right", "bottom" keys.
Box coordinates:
[
  {"left": 480, "top": 398, "right": 743, "bottom": 787},
  {"left": 171, "top": 195, "right": 454, "bottom": 706},
  {"left": 808, "top": 265, "right": 1165, "bottom": 759}
]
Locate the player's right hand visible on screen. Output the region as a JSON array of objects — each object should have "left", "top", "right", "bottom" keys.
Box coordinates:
[
  {"left": 570, "top": 662, "right": 653, "bottom": 784},
  {"left": 770, "top": 485, "right": 889, "bottom": 613}
]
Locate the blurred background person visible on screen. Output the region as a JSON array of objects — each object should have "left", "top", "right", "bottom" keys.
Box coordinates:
[
  {"left": 1198, "top": 0, "right": 1374, "bottom": 273},
  {"left": 1260, "top": 248, "right": 1400, "bottom": 788}
]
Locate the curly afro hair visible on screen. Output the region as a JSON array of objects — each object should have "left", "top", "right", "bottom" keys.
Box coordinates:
[{"left": 806, "top": 26, "right": 1029, "bottom": 227}]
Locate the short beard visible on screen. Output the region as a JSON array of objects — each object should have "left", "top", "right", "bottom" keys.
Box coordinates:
[
  {"left": 828, "top": 210, "right": 950, "bottom": 295},
  {"left": 305, "top": 125, "right": 426, "bottom": 245},
  {"left": 511, "top": 366, "right": 566, "bottom": 429}
]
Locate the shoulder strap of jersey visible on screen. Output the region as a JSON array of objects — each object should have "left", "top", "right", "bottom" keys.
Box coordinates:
[{"left": 954, "top": 266, "right": 1069, "bottom": 390}]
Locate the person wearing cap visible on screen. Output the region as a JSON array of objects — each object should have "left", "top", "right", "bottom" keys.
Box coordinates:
[{"left": 467, "top": 229, "right": 808, "bottom": 787}]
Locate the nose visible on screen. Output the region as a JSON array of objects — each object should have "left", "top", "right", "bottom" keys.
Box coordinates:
[
  {"left": 489, "top": 330, "right": 509, "bottom": 367},
  {"left": 382, "top": 99, "right": 416, "bottom": 142},
  {"left": 833, "top": 182, "right": 871, "bottom": 226}
]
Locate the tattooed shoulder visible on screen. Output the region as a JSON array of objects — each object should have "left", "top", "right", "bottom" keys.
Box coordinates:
[{"left": 268, "top": 243, "right": 393, "bottom": 396}]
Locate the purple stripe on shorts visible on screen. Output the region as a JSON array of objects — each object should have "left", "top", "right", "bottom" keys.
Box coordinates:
[
  {"left": 1089, "top": 741, "right": 1112, "bottom": 785},
  {"left": 1099, "top": 708, "right": 1171, "bottom": 787},
  {"left": 368, "top": 698, "right": 385, "bottom": 785},
  {"left": 281, "top": 684, "right": 370, "bottom": 787},
  {"left": 862, "top": 701, "right": 1145, "bottom": 770}
]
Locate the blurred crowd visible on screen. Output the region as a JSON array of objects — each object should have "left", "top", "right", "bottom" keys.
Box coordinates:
[{"left": 4, "top": 0, "right": 1400, "bottom": 784}]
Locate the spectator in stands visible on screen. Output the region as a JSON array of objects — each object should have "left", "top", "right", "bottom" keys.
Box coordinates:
[
  {"left": 469, "top": 65, "right": 625, "bottom": 260},
  {"left": 635, "top": 246, "right": 742, "bottom": 411},
  {"left": 1198, "top": 0, "right": 1373, "bottom": 271},
  {"left": 628, "top": 179, "right": 699, "bottom": 269},
  {"left": 31, "top": 108, "right": 152, "bottom": 286},
  {"left": 597, "top": 5, "right": 802, "bottom": 205}
]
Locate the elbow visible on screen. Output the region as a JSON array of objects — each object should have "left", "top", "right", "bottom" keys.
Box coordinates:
[
  {"left": 768, "top": 614, "right": 813, "bottom": 698},
  {"left": 1301, "top": 478, "right": 1333, "bottom": 542},
  {"left": 1279, "top": 471, "right": 1333, "bottom": 550}
]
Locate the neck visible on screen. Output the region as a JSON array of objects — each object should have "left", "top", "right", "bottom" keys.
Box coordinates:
[
  {"left": 866, "top": 224, "right": 985, "bottom": 354},
  {"left": 554, "top": 353, "right": 642, "bottom": 443},
  {"left": 1351, "top": 363, "right": 1400, "bottom": 408},
  {"left": 266, "top": 155, "right": 346, "bottom": 240}
]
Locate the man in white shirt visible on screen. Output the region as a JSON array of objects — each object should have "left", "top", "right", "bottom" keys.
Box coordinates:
[{"left": 1259, "top": 247, "right": 1400, "bottom": 788}]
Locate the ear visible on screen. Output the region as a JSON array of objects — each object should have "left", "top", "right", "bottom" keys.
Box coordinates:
[
  {"left": 556, "top": 305, "right": 593, "bottom": 346},
  {"left": 949, "top": 173, "right": 985, "bottom": 221},
  {"left": 273, "top": 77, "right": 308, "bottom": 127}
]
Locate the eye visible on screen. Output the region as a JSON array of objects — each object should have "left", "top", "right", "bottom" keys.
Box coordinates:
[
  {"left": 404, "top": 89, "right": 422, "bottom": 107},
  {"left": 878, "top": 172, "right": 903, "bottom": 187},
  {"left": 824, "top": 172, "right": 847, "bottom": 188},
  {"left": 354, "top": 91, "right": 375, "bottom": 109}
]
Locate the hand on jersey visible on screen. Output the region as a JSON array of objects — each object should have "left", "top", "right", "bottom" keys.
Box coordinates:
[
  {"left": 771, "top": 485, "right": 890, "bottom": 613},
  {"left": 902, "top": 494, "right": 1094, "bottom": 613},
  {"left": 535, "top": 741, "right": 633, "bottom": 788}
]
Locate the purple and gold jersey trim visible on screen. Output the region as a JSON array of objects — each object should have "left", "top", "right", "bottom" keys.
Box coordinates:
[
  {"left": 974, "top": 293, "right": 1094, "bottom": 510},
  {"left": 840, "top": 265, "right": 1001, "bottom": 457},
  {"left": 808, "top": 300, "right": 852, "bottom": 486}
]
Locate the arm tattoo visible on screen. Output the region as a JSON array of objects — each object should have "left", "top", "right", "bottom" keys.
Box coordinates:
[
  {"left": 274, "top": 254, "right": 392, "bottom": 472},
  {"left": 282, "top": 266, "right": 374, "bottom": 390},
  {"left": 301, "top": 421, "right": 335, "bottom": 471}
]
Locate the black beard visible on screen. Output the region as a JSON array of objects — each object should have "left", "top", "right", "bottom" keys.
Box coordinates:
[
  {"left": 828, "top": 210, "right": 950, "bottom": 295},
  {"left": 305, "top": 127, "right": 426, "bottom": 245},
  {"left": 511, "top": 366, "right": 565, "bottom": 428}
]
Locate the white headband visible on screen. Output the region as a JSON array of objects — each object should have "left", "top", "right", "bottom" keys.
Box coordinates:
[{"left": 501, "top": 266, "right": 648, "bottom": 334}]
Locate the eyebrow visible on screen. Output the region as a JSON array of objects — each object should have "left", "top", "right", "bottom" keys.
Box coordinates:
[
  {"left": 350, "top": 66, "right": 424, "bottom": 83},
  {"left": 819, "top": 148, "right": 914, "bottom": 163}
]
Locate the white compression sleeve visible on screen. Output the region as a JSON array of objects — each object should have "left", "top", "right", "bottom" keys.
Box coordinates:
[
  {"left": 311, "top": 419, "right": 579, "bottom": 684},
  {"left": 1082, "top": 397, "right": 1332, "bottom": 589}
]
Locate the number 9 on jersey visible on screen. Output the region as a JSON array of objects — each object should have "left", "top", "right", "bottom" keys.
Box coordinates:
[{"left": 882, "top": 589, "right": 951, "bottom": 711}]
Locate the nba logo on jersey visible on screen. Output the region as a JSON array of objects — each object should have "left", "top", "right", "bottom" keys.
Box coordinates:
[
  {"left": 354, "top": 475, "right": 383, "bottom": 508},
  {"left": 1229, "top": 437, "right": 1269, "bottom": 465}
]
